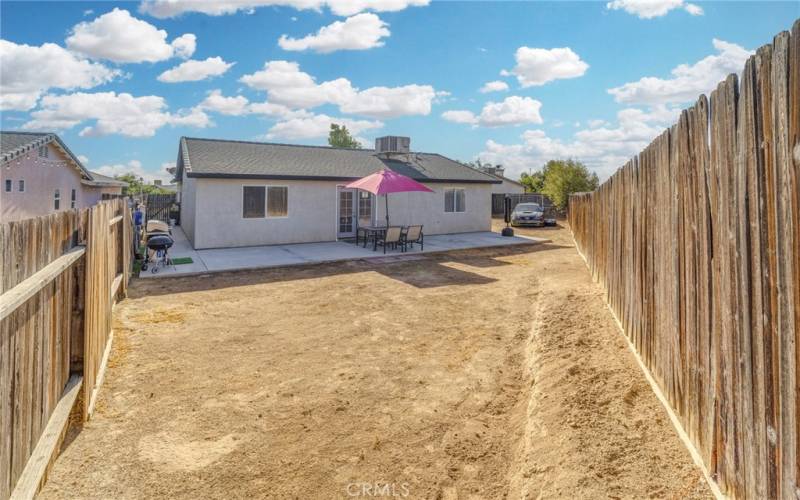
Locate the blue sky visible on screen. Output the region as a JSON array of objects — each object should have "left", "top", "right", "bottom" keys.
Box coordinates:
[{"left": 1, "top": 1, "right": 796, "bottom": 182}]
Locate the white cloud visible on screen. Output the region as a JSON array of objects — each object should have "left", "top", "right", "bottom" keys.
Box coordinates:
[
  {"left": 171, "top": 33, "right": 196, "bottom": 58},
  {"left": 587, "top": 119, "right": 609, "bottom": 128},
  {"left": 66, "top": 8, "right": 195, "bottom": 63},
  {"left": 441, "top": 110, "right": 478, "bottom": 125},
  {"left": 0, "top": 40, "right": 119, "bottom": 111},
  {"left": 326, "top": 0, "right": 429, "bottom": 16},
  {"left": 479, "top": 80, "right": 509, "bottom": 93},
  {"left": 22, "top": 91, "right": 210, "bottom": 137},
  {"left": 94, "top": 159, "right": 172, "bottom": 184},
  {"left": 502, "top": 46, "right": 588, "bottom": 87},
  {"left": 278, "top": 13, "right": 389, "bottom": 53},
  {"left": 198, "top": 90, "right": 251, "bottom": 115},
  {"left": 240, "top": 60, "right": 438, "bottom": 118},
  {"left": 240, "top": 60, "right": 344, "bottom": 108},
  {"left": 478, "top": 96, "right": 542, "bottom": 126},
  {"left": 78, "top": 155, "right": 90, "bottom": 164},
  {"left": 683, "top": 3, "right": 703, "bottom": 15},
  {"left": 158, "top": 57, "right": 234, "bottom": 83},
  {"left": 248, "top": 101, "right": 310, "bottom": 118},
  {"left": 606, "top": 0, "right": 703, "bottom": 18},
  {"left": 442, "top": 96, "right": 543, "bottom": 127},
  {"left": 197, "top": 89, "right": 312, "bottom": 119},
  {"left": 168, "top": 107, "right": 213, "bottom": 128},
  {"left": 478, "top": 105, "right": 679, "bottom": 180},
  {"left": 266, "top": 113, "right": 382, "bottom": 140},
  {"left": 340, "top": 85, "right": 438, "bottom": 118},
  {"left": 608, "top": 39, "right": 752, "bottom": 105},
  {"left": 139, "top": 0, "right": 428, "bottom": 18}
]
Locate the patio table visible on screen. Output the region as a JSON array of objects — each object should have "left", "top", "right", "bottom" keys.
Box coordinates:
[{"left": 356, "top": 225, "right": 388, "bottom": 251}]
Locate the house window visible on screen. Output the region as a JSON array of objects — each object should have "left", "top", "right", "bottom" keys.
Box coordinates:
[
  {"left": 54, "top": 189, "right": 61, "bottom": 210},
  {"left": 444, "top": 188, "right": 466, "bottom": 213},
  {"left": 18, "top": 180, "right": 25, "bottom": 192},
  {"left": 71, "top": 189, "right": 76, "bottom": 208},
  {"left": 242, "top": 186, "right": 266, "bottom": 218},
  {"left": 4, "top": 179, "right": 11, "bottom": 192},
  {"left": 267, "top": 186, "right": 288, "bottom": 217},
  {"left": 38, "top": 146, "right": 48, "bottom": 158}
]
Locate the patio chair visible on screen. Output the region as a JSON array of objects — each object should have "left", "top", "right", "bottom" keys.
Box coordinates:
[
  {"left": 376, "top": 226, "right": 404, "bottom": 253},
  {"left": 401, "top": 225, "right": 423, "bottom": 251}
]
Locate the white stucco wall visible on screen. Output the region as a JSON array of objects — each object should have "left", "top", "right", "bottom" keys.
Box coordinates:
[
  {"left": 82, "top": 185, "right": 124, "bottom": 207},
  {"left": 189, "top": 178, "right": 492, "bottom": 249},
  {"left": 0, "top": 142, "right": 117, "bottom": 223},
  {"left": 375, "top": 183, "right": 491, "bottom": 235},
  {"left": 491, "top": 178, "right": 525, "bottom": 194},
  {"left": 179, "top": 169, "right": 197, "bottom": 244},
  {"left": 192, "top": 178, "right": 339, "bottom": 249}
]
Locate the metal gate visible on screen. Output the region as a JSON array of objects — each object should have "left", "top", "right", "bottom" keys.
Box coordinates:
[
  {"left": 491, "top": 193, "right": 553, "bottom": 215},
  {"left": 145, "top": 193, "right": 179, "bottom": 224}
]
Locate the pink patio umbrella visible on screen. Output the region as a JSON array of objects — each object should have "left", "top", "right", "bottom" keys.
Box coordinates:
[{"left": 345, "top": 169, "right": 434, "bottom": 227}]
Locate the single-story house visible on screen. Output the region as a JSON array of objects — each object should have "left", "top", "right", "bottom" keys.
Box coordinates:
[
  {"left": 1, "top": 131, "right": 128, "bottom": 223},
  {"left": 175, "top": 136, "right": 501, "bottom": 249}
]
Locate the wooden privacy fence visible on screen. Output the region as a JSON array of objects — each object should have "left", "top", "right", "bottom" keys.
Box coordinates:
[
  {"left": 569, "top": 22, "right": 798, "bottom": 499},
  {"left": 0, "top": 198, "right": 131, "bottom": 499}
]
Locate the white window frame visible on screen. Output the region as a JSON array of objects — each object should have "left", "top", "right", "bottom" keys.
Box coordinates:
[
  {"left": 444, "top": 188, "right": 466, "bottom": 213},
  {"left": 4, "top": 179, "right": 11, "bottom": 192},
  {"left": 54, "top": 189, "right": 61, "bottom": 210},
  {"left": 266, "top": 185, "right": 289, "bottom": 219},
  {"left": 18, "top": 179, "right": 25, "bottom": 193}
]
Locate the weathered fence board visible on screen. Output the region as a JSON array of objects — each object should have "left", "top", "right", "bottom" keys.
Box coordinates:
[
  {"left": 569, "top": 21, "right": 799, "bottom": 500},
  {"left": 0, "top": 198, "right": 131, "bottom": 499}
]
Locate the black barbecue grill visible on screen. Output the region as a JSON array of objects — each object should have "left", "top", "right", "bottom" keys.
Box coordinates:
[{"left": 141, "top": 227, "right": 174, "bottom": 273}]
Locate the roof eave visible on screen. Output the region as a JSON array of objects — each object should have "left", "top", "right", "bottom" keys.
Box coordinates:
[
  {"left": 81, "top": 179, "right": 129, "bottom": 188},
  {"left": 186, "top": 172, "right": 499, "bottom": 184}
]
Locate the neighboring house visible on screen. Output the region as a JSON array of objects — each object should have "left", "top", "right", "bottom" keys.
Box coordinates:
[
  {"left": 1, "top": 131, "right": 128, "bottom": 223},
  {"left": 175, "top": 136, "right": 501, "bottom": 249},
  {"left": 476, "top": 165, "right": 526, "bottom": 195}
]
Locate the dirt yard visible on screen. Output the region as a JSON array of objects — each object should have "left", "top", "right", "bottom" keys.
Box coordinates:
[{"left": 39, "top": 222, "right": 711, "bottom": 499}]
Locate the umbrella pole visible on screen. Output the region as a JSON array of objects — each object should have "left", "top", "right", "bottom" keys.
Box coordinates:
[{"left": 385, "top": 194, "right": 390, "bottom": 227}]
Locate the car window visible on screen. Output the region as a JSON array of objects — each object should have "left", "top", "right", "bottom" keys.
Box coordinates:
[{"left": 516, "top": 204, "right": 540, "bottom": 211}]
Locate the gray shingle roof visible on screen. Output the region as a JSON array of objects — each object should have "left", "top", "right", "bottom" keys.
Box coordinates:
[
  {"left": 1, "top": 131, "right": 52, "bottom": 161},
  {"left": 1, "top": 131, "right": 97, "bottom": 182},
  {"left": 179, "top": 137, "right": 499, "bottom": 184},
  {"left": 86, "top": 171, "right": 129, "bottom": 187}
]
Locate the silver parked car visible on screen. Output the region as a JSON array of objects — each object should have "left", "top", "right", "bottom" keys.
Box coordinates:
[{"left": 511, "top": 203, "right": 544, "bottom": 227}]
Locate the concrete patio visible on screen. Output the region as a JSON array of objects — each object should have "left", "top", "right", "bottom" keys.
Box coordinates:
[{"left": 140, "top": 226, "right": 548, "bottom": 278}]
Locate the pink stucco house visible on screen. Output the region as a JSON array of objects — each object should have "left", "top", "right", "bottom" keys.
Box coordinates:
[{"left": 0, "top": 131, "right": 127, "bottom": 223}]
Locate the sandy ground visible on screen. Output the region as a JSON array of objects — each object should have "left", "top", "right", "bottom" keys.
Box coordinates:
[{"left": 39, "top": 222, "right": 711, "bottom": 499}]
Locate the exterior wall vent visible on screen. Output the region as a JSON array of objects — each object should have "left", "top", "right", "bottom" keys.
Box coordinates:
[{"left": 375, "top": 136, "right": 411, "bottom": 154}]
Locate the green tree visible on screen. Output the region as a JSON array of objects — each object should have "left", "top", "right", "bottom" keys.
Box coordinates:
[
  {"left": 519, "top": 171, "right": 545, "bottom": 193},
  {"left": 328, "top": 124, "right": 362, "bottom": 149},
  {"left": 116, "top": 173, "right": 172, "bottom": 197},
  {"left": 540, "top": 159, "right": 598, "bottom": 209}
]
